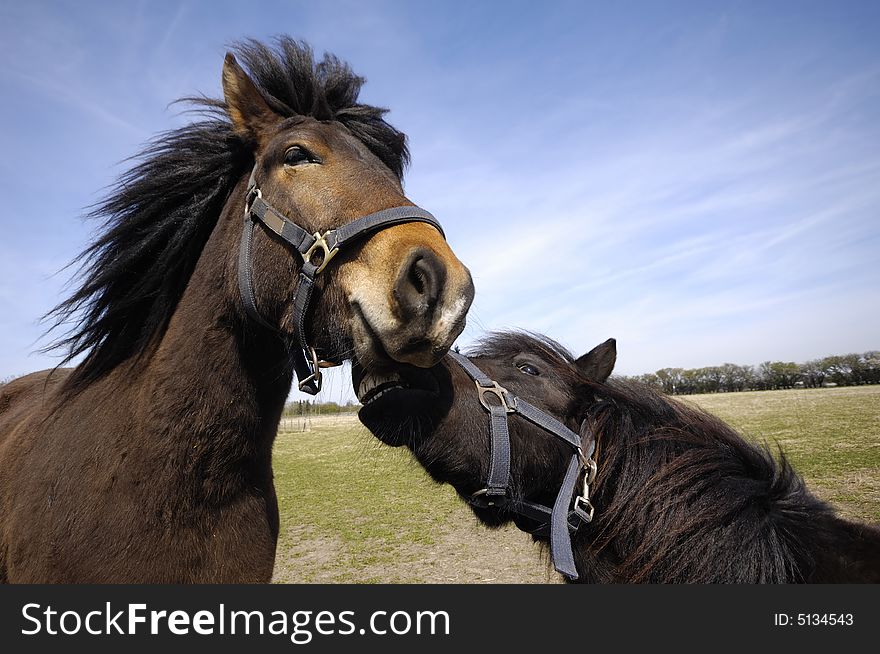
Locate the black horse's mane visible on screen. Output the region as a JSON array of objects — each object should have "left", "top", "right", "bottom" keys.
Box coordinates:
[
  {"left": 470, "top": 331, "right": 583, "bottom": 385},
  {"left": 576, "top": 376, "right": 844, "bottom": 582},
  {"left": 45, "top": 38, "right": 409, "bottom": 391}
]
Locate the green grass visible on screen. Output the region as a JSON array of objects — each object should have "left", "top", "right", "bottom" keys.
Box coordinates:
[
  {"left": 271, "top": 415, "right": 554, "bottom": 583},
  {"left": 272, "top": 386, "right": 880, "bottom": 583}
]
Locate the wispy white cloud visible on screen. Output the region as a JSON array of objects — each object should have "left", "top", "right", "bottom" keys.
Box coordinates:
[{"left": 422, "top": 56, "right": 880, "bottom": 384}]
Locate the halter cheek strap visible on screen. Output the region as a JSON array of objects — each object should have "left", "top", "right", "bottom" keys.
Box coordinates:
[
  {"left": 449, "top": 352, "right": 598, "bottom": 581},
  {"left": 238, "top": 165, "right": 445, "bottom": 394}
]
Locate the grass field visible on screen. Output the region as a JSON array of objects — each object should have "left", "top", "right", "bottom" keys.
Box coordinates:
[{"left": 271, "top": 386, "right": 880, "bottom": 583}]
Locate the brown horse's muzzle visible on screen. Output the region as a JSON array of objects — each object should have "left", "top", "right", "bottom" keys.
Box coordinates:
[
  {"left": 387, "top": 246, "right": 475, "bottom": 367},
  {"left": 342, "top": 222, "right": 474, "bottom": 370}
]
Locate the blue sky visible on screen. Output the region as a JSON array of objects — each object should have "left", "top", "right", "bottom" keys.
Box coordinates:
[{"left": 1, "top": 1, "right": 878, "bottom": 402}]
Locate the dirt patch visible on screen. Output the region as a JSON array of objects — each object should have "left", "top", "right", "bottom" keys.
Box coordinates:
[
  {"left": 378, "top": 521, "right": 561, "bottom": 584},
  {"left": 272, "top": 525, "right": 345, "bottom": 583},
  {"left": 273, "top": 514, "right": 561, "bottom": 584}
]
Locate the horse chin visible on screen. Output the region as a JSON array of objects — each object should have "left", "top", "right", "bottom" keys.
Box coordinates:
[
  {"left": 348, "top": 308, "right": 395, "bottom": 371},
  {"left": 511, "top": 514, "right": 547, "bottom": 536},
  {"left": 466, "top": 503, "right": 511, "bottom": 529},
  {"left": 352, "top": 362, "right": 441, "bottom": 446},
  {"left": 466, "top": 502, "right": 543, "bottom": 533}
]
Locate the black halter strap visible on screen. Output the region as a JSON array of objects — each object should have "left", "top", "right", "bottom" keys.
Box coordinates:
[
  {"left": 238, "top": 165, "right": 445, "bottom": 394},
  {"left": 449, "top": 352, "right": 597, "bottom": 581}
]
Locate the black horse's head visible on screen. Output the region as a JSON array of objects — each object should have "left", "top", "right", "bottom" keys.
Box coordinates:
[{"left": 354, "top": 332, "right": 616, "bottom": 529}]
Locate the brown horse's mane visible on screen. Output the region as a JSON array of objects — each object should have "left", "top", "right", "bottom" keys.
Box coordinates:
[{"left": 43, "top": 37, "right": 410, "bottom": 394}]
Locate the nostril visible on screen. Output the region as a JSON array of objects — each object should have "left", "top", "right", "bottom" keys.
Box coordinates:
[
  {"left": 395, "top": 249, "right": 447, "bottom": 320},
  {"left": 410, "top": 261, "right": 426, "bottom": 296}
]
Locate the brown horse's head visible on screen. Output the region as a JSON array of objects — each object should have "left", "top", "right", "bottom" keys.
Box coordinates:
[
  {"left": 47, "top": 39, "right": 473, "bottom": 395},
  {"left": 222, "top": 51, "right": 473, "bottom": 373},
  {"left": 355, "top": 333, "right": 616, "bottom": 527}
]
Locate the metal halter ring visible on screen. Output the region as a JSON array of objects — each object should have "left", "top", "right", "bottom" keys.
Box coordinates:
[
  {"left": 244, "top": 187, "right": 261, "bottom": 217},
  {"left": 303, "top": 231, "right": 340, "bottom": 274},
  {"left": 296, "top": 348, "right": 342, "bottom": 392},
  {"left": 476, "top": 381, "right": 516, "bottom": 413},
  {"left": 469, "top": 487, "right": 507, "bottom": 506},
  {"left": 584, "top": 457, "right": 597, "bottom": 485},
  {"left": 297, "top": 347, "right": 324, "bottom": 393}
]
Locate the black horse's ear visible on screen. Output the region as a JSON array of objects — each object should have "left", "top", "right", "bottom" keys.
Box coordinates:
[
  {"left": 222, "top": 53, "right": 276, "bottom": 143},
  {"left": 575, "top": 338, "right": 616, "bottom": 383}
]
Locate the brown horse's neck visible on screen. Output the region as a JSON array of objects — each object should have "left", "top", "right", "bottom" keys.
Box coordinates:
[{"left": 132, "top": 192, "right": 293, "bottom": 498}]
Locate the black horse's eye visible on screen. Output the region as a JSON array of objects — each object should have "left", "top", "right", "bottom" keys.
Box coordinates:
[
  {"left": 517, "top": 363, "right": 540, "bottom": 376},
  {"left": 284, "top": 146, "right": 315, "bottom": 166}
]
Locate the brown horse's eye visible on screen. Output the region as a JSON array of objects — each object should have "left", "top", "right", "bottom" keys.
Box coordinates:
[
  {"left": 284, "top": 146, "right": 315, "bottom": 166},
  {"left": 517, "top": 363, "right": 540, "bottom": 376}
]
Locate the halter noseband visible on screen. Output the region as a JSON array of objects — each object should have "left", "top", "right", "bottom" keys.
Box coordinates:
[
  {"left": 449, "top": 352, "right": 597, "bottom": 581},
  {"left": 238, "top": 165, "right": 445, "bottom": 394}
]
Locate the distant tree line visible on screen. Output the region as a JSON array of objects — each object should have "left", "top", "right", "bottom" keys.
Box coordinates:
[
  {"left": 282, "top": 400, "right": 360, "bottom": 416},
  {"left": 618, "top": 351, "right": 880, "bottom": 395}
]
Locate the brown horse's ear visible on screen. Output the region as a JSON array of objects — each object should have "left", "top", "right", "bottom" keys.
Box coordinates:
[
  {"left": 222, "top": 53, "right": 276, "bottom": 143},
  {"left": 576, "top": 338, "right": 616, "bottom": 383}
]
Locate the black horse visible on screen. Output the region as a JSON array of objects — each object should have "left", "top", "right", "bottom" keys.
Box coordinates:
[{"left": 355, "top": 332, "right": 880, "bottom": 583}]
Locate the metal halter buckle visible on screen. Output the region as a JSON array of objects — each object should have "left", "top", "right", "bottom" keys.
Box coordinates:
[
  {"left": 574, "top": 496, "right": 594, "bottom": 523},
  {"left": 476, "top": 381, "right": 516, "bottom": 413},
  {"left": 303, "top": 231, "right": 340, "bottom": 274}
]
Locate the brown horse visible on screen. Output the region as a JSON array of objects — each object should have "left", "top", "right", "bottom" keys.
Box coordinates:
[
  {"left": 0, "top": 38, "right": 474, "bottom": 583},
  {"left": 356, "top": 332, "right": 880, "bottom": 582}
]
